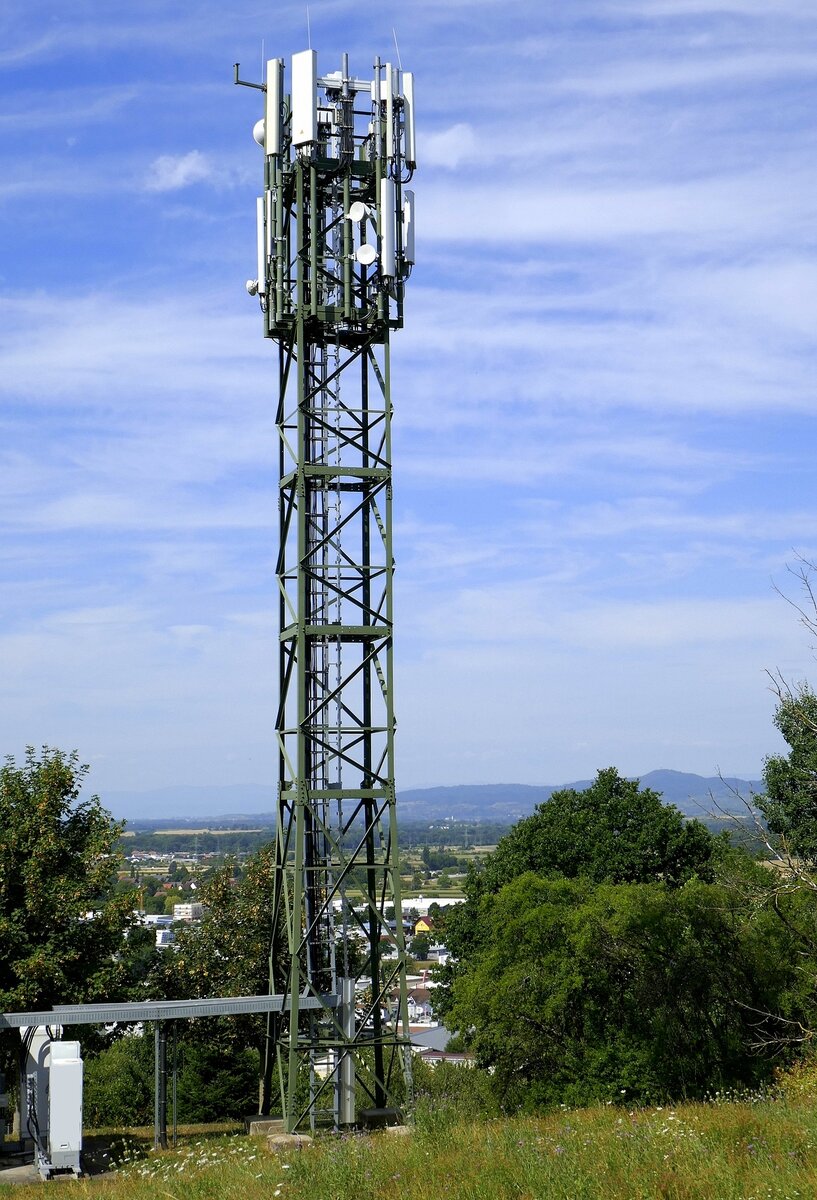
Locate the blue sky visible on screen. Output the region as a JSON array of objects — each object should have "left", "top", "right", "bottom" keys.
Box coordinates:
[{"left": 2, "top": 0, "right": 817, "bottom": 797}]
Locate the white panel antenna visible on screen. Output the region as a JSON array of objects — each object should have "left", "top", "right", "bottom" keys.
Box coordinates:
[
  {"left": 291, "top": 49, "right": 317, "bottom": 146},
  {"left": 402, "top": 190, "right": 415, "bottom": 266},
  {"left": 403, "top": 72, "right": 416, "bottom": 166},
  {"left": 256, "top": 196, "right": 266, "bottom": 294},
  {"left": 385, "top": 62, "right": 394, "bottom": 160},
  {"left": 241, "top": 49, "right": 417, "bottom": 300},
  {"left": 371, "top": 65, "right": 398, "bottom": 101},
  {"left": 265, "top": 58, "right": 283, "bottom": 155},
  {"left": 379, "top": 177, "right": 396, "bottom": 277}
]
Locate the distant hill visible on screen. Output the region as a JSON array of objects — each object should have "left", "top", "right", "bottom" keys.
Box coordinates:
[
  {"left": 101, "top": 771, "right": 761, "bottom": 824},
  {"left": 396, "top": 784, "right": 560, "bottom": 823},
  {"left": 397, "top": 771, "right": 759, "bottom": 822},
  {"left": 637, "top": 770, "right": 760, "bottom": 818}
]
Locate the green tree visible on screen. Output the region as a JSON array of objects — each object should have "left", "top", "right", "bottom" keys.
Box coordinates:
[
  {"left": 0, "top": 748, "right": 134, "bottom": 1014},
  {"left": 154, "top": 845, "right": 281, "bottom": 1111},
  {"left": 758, "top": 685, "right": 817, "bottom": 867},
  {"left": 427, "top": 901, "right": 448, "bottom": 936},
  {"left": 0, "top": 748, "right": 139, "bottom": 1079},
  {"left": 445, "top": 871, "right": 809, "bottom": 1110},
  {"left": 119, "top": 925, "right": 161, "bottom": 994},
  {"left": 409, "top": 933, "right": 431, "bottom": 960},
  {"left": 143, "top": 892, "right": 165, "bottom": 916},
  {"left": 480, "top": 768, "right": 717, "bottom": 894},
  {"left": 175, "top": 1042, "right": 259, "bottom": 1121},
  {"left": 163, "top": 890, "right": 183, "bottom": 915},
  {"left": 83, "top": 1030, "right": 260, "bottom": 1127},
  {"left": 441, "top": 768, "right": 719, "bottom": 968},
  {"left": 158, "top": 845, "right": 277, "bottom": 1002},
  {"left": 84, "top": 1034, "right": 154, "bottom": 1128}
]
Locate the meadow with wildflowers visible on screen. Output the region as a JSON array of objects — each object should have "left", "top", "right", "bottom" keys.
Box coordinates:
[{"left": 1, "top": 1087, "right": 817, "bottom": 1200}]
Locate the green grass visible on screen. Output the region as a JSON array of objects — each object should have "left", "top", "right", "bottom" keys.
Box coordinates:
[{"left": 3, "top": 1097, "right": 817, "bottom": 1199}]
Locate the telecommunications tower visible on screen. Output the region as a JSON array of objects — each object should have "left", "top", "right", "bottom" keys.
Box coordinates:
[{"left": 236, "top": 49, "right": 417, "bottom": 1132}]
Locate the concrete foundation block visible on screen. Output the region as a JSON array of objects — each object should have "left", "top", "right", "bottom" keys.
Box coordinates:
[
  {"left": 246, "top": 1117, "right": 286, "bottom": 1136},
  {"left": 267, "top": 1133, "right": 313, "bottom": 1153}
]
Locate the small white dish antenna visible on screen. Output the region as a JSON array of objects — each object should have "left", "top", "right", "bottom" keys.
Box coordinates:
[
  {"left": 355, "top": 244, "right": 377, "bottom": 266},
  {"left": 246, "top": 279, "right": 259, "bottom": 295},
  {"left": 347, "top": 201, "right": 367, "bottom": 224},
  {"left": 252, "top": 119, "right": 266, "bottom": 147}
]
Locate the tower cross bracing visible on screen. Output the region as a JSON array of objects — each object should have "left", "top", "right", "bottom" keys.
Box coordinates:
[{"left": 238, "top": 48, "right": 417, "bottom": 1132}]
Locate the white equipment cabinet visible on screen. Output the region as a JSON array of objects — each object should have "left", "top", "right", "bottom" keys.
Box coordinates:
[
  {"left": 46, "top": 1042, "right": 83, "bottom": 1176},
  {"left": 21, "top": 1028, "right": 83, "bottom": 1179}
]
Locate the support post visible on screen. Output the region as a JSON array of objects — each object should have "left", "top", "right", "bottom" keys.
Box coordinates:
[
  {"left": 338, "top": 978, "right": 356, "bottom": 1126},
  {"left": 154, "top": 1023, "right": 167, "bottom": 1151},
  {"left": 171, "top": 1024, "right": 178, "bottom": 1148}
]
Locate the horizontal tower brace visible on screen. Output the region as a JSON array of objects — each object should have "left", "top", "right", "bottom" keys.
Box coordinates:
[
  {"left": 280, "top": 466, "right": 390, "bottom": 486},
  {"left": 280, "top": 624, "right": 390, "bottom": 641},
  {"left": 280, "top": 788, "right": 388, "bottom": 799}
]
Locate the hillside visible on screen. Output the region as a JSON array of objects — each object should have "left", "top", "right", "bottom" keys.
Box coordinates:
[{"left": 102, "top": 770, "right": 761, "bottom": 824}]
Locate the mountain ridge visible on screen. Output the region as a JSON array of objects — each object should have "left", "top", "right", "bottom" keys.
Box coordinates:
[{"left": 100, "top": 770, "right": 762, "bottom": 823}]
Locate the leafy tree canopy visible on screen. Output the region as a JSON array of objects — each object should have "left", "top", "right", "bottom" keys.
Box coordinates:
[
  {"left": 152, "top": 844, "right": 286, "bottom": 1107},
  {"left": 0, "top": 747, "right": 133, "bottom": 1015},
  {"left": 409, "top": 933, "right": 431, "bottom": 961},
  {"left": 438, "top": 768, "right": 723, "bottom": 1023},
  {"left": 478, "top": 767, "right": 717, "bottom": 896},
  {"left": 444, "top": 871, "right": 812, "bottom": 1110},
  {"left": 157, "top": 847, "right": 276, "bottom": 1009},
  {"left": 759, "top": 685, "right": 817, "bottom": 867},
  {"left": 83, "top": 1032, "right": 259, "bottom": 1127}
]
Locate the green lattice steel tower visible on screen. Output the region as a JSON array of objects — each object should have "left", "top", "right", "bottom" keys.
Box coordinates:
[{"left": 237, "top": 49, "right": 416, "bottom": 1132}]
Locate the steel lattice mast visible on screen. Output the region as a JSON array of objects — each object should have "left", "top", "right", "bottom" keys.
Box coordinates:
[{"left": 237, "top": 49, "right": 417, "bottom": 1132}]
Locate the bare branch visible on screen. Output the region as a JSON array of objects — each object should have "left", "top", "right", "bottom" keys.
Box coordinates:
[{"left": 773, "top": 553, "right": 817, "bottom": 654}]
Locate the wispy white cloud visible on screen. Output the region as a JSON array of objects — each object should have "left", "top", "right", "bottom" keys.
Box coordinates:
[
  {"left": 666, "top": 257, "right": 817, "bottom": 339},
  {"left": 396, "top": 244, "right": 817, "bottom": 423},
  {"left": 559, "top": 52, "right": 817, "bottom": 96},
  {"left": 0, "top": 32, "right": 58, "bottom": 67},
  {"left": 422, "top": 123, "right": 479, "bottom": 168},
  {"left": 395, "top": 584, "right": 799, "bottom": 785},
  {"left": 0, "top": 0, "right": 360, "bottom": 71},
  {"left": 422, "top": 168, "right": 816, "bottom": 245},
  {"left": 617, "top": 0, "right": 817, "bottom": 16},
  {"left": 143, "top": 150, "right": 216, "bottom": 192},
  {"left": 2, "top": 0, "right": 816, "bottom": 792},
  {"left": 0, "top": 291, "right": 265, "bottom": 407},
  {"left": 0, "top": 154, "right": 251, "bottom": 203},
  {"left": 0, "top": 600, "right": 278, "bottom": 789},
  {"left": 412, "top": 585, "right": 783, "bottom": 650},
  {"left": 0, "top": 86, "right": 137, "bottom": 130}
]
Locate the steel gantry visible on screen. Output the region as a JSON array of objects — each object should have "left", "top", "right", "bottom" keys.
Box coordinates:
[{"left": 236, "top": 49, "right": 417, "bottom": 1132}]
